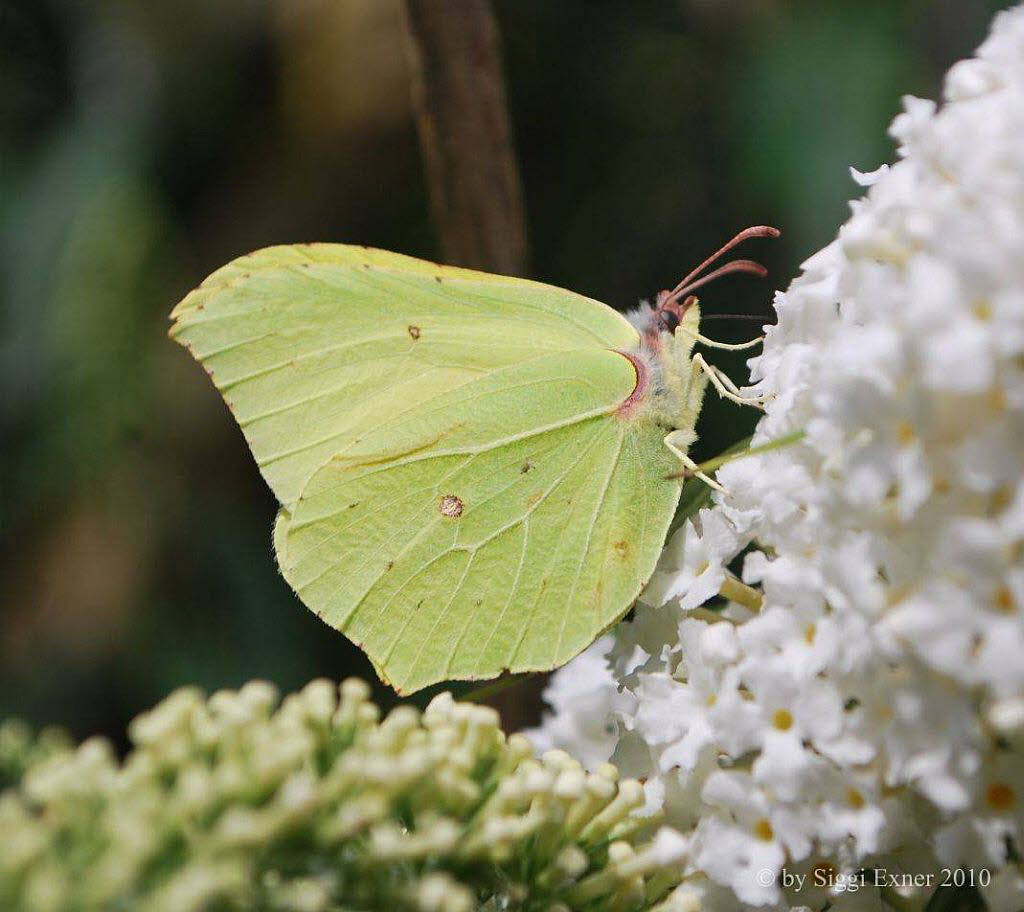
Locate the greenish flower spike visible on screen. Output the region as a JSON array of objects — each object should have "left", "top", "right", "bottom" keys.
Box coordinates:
[{"left": 0, "top": 680, "right": 689, "bottom": 912}]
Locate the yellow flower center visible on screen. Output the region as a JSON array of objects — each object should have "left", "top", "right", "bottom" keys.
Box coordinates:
[
  {"left": 996, "top": 586, "right": 1015, "bottom": 614},
  {"left": 754, "top": 818, "right": 774, "bottom": 841},
  {"left": 986, "top": 782, "right": 1016, "bottom": 811},
  {"left": 990, "top": 485, "right": 1013, "bottom": 514},
  {"left": 772, "top": 709, "right": 794, "bottom": 731}
]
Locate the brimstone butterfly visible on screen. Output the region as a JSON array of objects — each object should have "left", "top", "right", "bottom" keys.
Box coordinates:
[{"left": 170, "top": 226, "right": 777, "bottom": 693}]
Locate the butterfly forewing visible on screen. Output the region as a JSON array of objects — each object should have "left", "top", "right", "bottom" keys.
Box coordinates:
[{"left": 170, "top": 244, "right": 638, "bottom": 506}]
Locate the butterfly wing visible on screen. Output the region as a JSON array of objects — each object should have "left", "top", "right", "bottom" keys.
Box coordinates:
[
  {"left": 171, "top": 244, "right": 681, "bottom": 692},
  {"left": 170, "top": 244, "right": 638, "bottom": 507}
]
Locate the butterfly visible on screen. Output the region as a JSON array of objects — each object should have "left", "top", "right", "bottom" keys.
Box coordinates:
[{"left": 170, "top": 226, "right": 777, "bottom": 693}]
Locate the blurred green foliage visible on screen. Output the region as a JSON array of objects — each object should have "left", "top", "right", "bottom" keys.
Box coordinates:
[{"left": 0, "top": 0, "right": 1007, "bottom": 742}]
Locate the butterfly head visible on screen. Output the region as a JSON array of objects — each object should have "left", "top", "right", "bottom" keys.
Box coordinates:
[
  {"left": 622, "top": 225, "right": 779, "bottom": 428},
  {"left": 630, "top": 224, "right": 779, "bottom": 350}
]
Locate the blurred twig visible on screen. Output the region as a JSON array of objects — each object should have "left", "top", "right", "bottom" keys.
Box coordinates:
[{"left": 403, "top": 0, "right": 529, "bottom": 276}]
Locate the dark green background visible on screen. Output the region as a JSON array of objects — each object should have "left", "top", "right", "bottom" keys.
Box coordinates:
[{"left": 0, "top": 0, "right": 1007, "bottom": 742}]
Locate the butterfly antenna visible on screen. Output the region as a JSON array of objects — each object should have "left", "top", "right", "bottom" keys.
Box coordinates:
[
  {"left": 700, "top": 313, "right": 775, "bottom": 323},
  {"left": 671, "top": 259, "right": 768, "bottom": 299},
  {"left": 661, "top": 225, "right": 780, "bottom": 312}
]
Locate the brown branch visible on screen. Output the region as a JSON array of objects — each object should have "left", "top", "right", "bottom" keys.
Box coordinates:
[{"left": 402, "top": 0, "right": 529, "bottom": 276}]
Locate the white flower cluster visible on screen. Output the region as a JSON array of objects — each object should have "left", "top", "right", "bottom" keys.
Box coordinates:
[
  {"left": 532, "top": 7, "right": 1024, "bottom": 910},
  {"left": 1, "top": 679, "right": 690, "bottom": 912}
]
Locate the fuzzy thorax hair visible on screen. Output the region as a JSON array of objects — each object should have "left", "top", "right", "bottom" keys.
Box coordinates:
[{"left": 622, "top": 298, "right": 707, "bottom": 441}]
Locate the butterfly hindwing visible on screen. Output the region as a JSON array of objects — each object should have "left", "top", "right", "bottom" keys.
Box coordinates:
[{"left": 274, "top": 370, "right": 680, "bottom": 693}]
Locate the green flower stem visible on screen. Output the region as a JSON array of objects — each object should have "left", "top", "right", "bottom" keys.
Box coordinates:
[{"left": 718, "top": 576, "right": 764, "bottom": 611}]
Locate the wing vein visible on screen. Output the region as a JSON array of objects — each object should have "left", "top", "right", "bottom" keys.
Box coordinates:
[
  {"left": 465, "top": 423, "right": 604, "bottom": 552},
  {"left": 292, "top": 455, "right": 476, "bottom": 594},
  {"left": 401, "top": 550, "right": 477, "bottom": 683},
  {"left": 505, "top": 427, "right": 611, "bottom": 668},
  {"left": 215, "top": 332, "right": 413, "bottom": 391},
  {"left": 271, "top": 390, "right": 614, "bottom": 479},
  {"left": 552, "top": 427, "right": 626, "bottom": 664},
  {"left": 460, "top": 517, "right": 531, "bottom": 678},
  {"left": 238, "top": 363, "right": 440, "bottom": 427}
]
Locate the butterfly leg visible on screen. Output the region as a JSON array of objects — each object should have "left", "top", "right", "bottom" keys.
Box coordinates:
[
  {"left": 664, "top": 429, "right": 725, "bottom": 491},
  {"left": 693, "top": 354, "right": 768, "bottom": 407},
  {"left": 709, "top": 364, "right": 756, "bottom": 399}
]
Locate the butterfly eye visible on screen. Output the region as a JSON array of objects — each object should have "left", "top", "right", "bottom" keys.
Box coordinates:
[{"left": 659, "top": 310, "right": 680, "bottom": 333}]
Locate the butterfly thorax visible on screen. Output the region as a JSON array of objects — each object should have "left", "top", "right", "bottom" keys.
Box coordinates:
[{"left": 621, "top": 298, "right": 707, "bottom": 439}]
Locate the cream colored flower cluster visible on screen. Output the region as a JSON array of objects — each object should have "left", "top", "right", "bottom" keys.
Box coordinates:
[{"left": 1, "top": 679, "right": 689, "bottom": 912}]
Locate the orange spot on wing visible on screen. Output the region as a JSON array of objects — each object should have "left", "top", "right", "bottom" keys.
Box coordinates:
[{"left": 612, "top": 350, "right": 649, "bottom": 418}]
